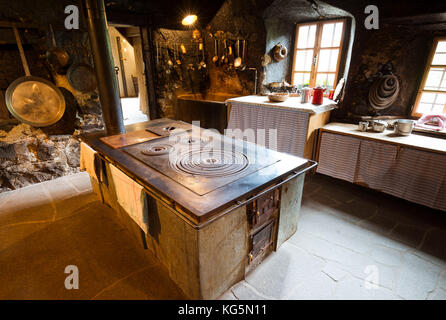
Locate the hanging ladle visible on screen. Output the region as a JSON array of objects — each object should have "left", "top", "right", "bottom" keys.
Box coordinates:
[
  {"left": 212, "top": 39, "right": 219, "bottom": 65},
  {"left": 234, "top": 39, "right": 242, "bottom": 68},
  {"left": 221, "top": 39, "right": 227, "bottom": 65},
  {"left": 239, "top": 40, "right": 247, "bottom": 71},
  {"left": 166, "top": 46, "right": 173, "bottom": 67},
  {"left": 175, "top": 44, "right": 181, "bottom": 65},
  {"left": 199, "top": 41, "right": 206, "bottom": 69}
]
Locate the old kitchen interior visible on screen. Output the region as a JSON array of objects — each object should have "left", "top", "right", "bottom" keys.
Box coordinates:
[{"left": 0, "top": 0, "right": 446, "bottom": 300}]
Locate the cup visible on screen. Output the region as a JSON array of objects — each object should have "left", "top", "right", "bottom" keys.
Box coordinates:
[
  {"left": 394, "top": 119, "right": 414, "bottom": 136},
  {"left": 300, "top": 88, "right": 310, "bottom": 103},
  {"left": 358, "top": 121, "right": 369, "bottom": 132}
]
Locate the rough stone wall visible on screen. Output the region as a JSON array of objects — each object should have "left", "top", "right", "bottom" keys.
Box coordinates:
[
  {"left": 264, "top": 18, "right": 295, "bottom": 85},
  {"left": 0, "top": 0, "right": 104, "bottom": 193},
  {"left": 334, "top": 25, "right": 438, "bottom": 118},
  {"left": 206, "top": 0, "right": 267, "bottom": 95},
  {"left": 0, "top": 124, "right": 80, "bottom": 193},
  {"left": 152, "top": 28, "right": 205, "bottom": 118},
  {"left": 151, "top": 0, "right": 269, "bottom": 117}
]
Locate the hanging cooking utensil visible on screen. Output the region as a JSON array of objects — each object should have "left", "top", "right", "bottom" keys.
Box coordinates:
[
  {"left": 5, "top": 26, "right": 65, "bottom": 127},
  {"left": 166, "top": 46, "right": 173, "bottom": 67},
  {"left": 67, "top": 62, "right": 97, "bottom": 93},
  {"left": 197, "top": 42, "right": 206, "bottom": 70},
  {"left": 45, "top": 24, "right": 70, "bottom": 72},
  {"left": 212, "top": 39, "right": 219, "bottom": 65},
  {"left": 175, "top": 44, "right": 182, "bottom": 65},
  {"left": 224, "top": 40, "right": 229, "bottom": 65},
  {"left": 234, "top": 39, "right": 242, "bottom": 69},
  {"left": 155, "top": 40, "right": 159, "bottom": 65},
  {"left": 227, "top": 41, "right": 234, "bottom": 69},
  {"left": 199, "top": 42, "right": 207, "bottom": 70},
  {"left": 239, "top": 40, "right": 247, "bottom": 71},
  {"left": 180, "top": 44, "right": 187, "bottom": 54},
  {"left": 221, "top": 40, "right": 227, "bottom": 65},
  {"left": 164, "top": 47, "right": 171, "bottom": 75}
]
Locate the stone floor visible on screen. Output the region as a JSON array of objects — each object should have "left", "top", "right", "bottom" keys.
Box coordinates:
[{"left": 0, "top": 172, "right": 445, "bottom": 300}]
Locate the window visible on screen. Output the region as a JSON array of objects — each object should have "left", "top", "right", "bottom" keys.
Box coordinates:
[
  {"left": 291, "top": 19, "right": 345, "bottom": 92},
  {"left": 412, "top": 38, "right": 446, "bottom": 117}
]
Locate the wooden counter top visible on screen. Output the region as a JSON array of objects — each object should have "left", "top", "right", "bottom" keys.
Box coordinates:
[
  {"left": 227, "top": 95, "right": 337, "bottom": 114},
  {"left": 321, "top": 122, "right": 446, "bottom": 155}
]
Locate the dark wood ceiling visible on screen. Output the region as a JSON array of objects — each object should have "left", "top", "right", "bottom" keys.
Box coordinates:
[{"left": 104, "top": 0, "right": 226, "bottom": 29}]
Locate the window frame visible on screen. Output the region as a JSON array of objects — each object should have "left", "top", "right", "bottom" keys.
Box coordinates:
[
  {"left": 412, "top": 37, "right": 446, "bottom": 118},
  {"left": 291, "top": 18, "right": 346, "bottom": 92}
]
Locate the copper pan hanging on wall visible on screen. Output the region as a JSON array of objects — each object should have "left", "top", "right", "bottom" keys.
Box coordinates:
[{"left": 5, "top": 26, "right": 65, "bottom": 127}]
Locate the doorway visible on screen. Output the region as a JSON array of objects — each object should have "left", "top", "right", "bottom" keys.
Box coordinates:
[{"left": 108, "top": 25, "right": 149, "bottom": 125}]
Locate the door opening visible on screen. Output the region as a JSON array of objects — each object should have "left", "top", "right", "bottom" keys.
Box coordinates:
[{"left": 108, "top": 25, "right": 149, "bottom": 125}]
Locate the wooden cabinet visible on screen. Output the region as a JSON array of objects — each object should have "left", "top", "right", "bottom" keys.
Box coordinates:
[{"left": 316, "top": 125, "right": 446, "bottom": 212}]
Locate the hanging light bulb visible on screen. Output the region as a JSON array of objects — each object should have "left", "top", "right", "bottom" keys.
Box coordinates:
[{"left": 182, "top": 14, "right": 197, "bottom": 26}]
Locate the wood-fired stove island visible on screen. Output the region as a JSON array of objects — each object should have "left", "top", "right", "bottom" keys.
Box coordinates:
[{"left": 80, "top": 119, "right": 316, "bottom": 299}]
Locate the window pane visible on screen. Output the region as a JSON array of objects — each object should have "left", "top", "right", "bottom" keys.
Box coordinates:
[
  {"left": 293, "top": 72, "right": 310, "bottom": 87},
  {"left": 432, "top": 53, "right": 446, "bottom": 65},
  {"left": 321, "top": 22, "right": 343, "bottom": 48},
  {"left": 307, "top": 25, "right": 317, "bottom": 48},
  {"left": 321, "top": 23, "right": 334, "bottom": 48},
  {"left": 332, "top": 22, "right": 343, "bottom": 47},
  {"left": 294, "top": 49, "right": 313, "bottom": 71},
  {"left": 297, "top": 25, "right": 317, "bottom": 49},
  {"left": 435, "top": 92, "right": 446, "bottom": 106},
  {"left": 317, "top": 49, "right": 338, "bottom": 72},
  {"left": 417, "top": 103, "right": 433, "bottom": 114},
  {"left": 420, "top": 92, "right": 436, "bottom": 103},
  {"left": 418, "top": 92, "right": 446, "bottom": 114},
  {"left": 436, "top": 41, "right": 446, "bottom": 53},
  {"left": 315, "top": 73, "right": 335, "bottom": 90},
  {"left": 424, "top": 68, "right": 446, "bottom": 91},
  {"left": 297, "top": 26, "right": 309, "bottom": 49}
]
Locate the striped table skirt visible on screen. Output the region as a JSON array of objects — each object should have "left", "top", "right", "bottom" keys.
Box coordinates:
[
  {"left": 317, "top": 132, "right": 446, "bottom": 212},
  {"left": 227, "top": 101, "right": 309, "bottom": 157}
]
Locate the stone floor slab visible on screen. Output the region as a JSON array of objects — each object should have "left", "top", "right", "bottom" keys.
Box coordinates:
[{"left": 1, "top": 172, "right": 446, "bottom": 300}]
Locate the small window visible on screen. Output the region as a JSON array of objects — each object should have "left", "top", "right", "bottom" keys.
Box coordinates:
[
  {"left": 412, "top": 38, "right": 446, "bottom": 117},
  {"left": 291, "top": 19, "right": 345, "bottom": 92}
]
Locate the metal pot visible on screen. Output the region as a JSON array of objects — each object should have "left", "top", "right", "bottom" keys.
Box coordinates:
[{"left": 369, "top": 120, "right": 388, "bottom": 132}]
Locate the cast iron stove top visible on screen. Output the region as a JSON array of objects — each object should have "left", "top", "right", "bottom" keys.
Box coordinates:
[
  {"left": 144, "top": 118, "right": 192, "bottom": 136},
  {"left": 123, "top": 129, "right": 282, "bottom": 195}
]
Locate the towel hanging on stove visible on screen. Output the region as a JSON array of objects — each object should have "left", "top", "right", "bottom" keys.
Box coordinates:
[
  {"left": 80, "top": 142, "right": 104, "bottom": 198},
  {"left": 108, "top": 164, "right": 149, "bottom": 234}
]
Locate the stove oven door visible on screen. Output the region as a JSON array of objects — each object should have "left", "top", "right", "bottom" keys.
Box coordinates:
[
  {"left": 248, "top": 220, "right": 276, "bottom": 270},
  {"left": 247, "top": 188, "right": 280, "bottom": 228}
]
